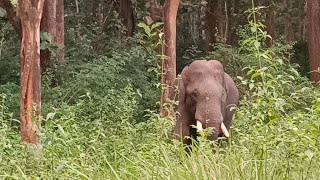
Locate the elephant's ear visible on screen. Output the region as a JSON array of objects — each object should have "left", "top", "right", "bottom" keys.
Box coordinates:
[
  {"left": 208, "top": 60, "right": 225, "bottom": 86},
  {"left": 178, "top": 66, "right": 189, "bottom": 104}
]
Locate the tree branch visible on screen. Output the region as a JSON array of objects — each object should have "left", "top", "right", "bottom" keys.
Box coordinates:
[{"left": 0, "top": 0, "right": 21, "bottom": 36}]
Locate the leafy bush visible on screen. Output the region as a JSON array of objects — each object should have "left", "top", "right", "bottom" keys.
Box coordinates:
[
  {"left": 41, "top": 44, "right": 159, "bottom": 119},
  {"left": 0, "top": 22, "right": 20, "bottom": 84}
]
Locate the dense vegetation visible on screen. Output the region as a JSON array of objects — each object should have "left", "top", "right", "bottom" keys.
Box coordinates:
[{"left": 1, "top": 1, "right": 320, "bottom": 179}]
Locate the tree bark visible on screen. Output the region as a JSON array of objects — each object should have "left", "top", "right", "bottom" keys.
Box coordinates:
[
  {"left": 217, "top": 0, "right": 225, "bottom": 43},
  {"left": 56, "top": 0, "right": 64, "bottom": 60},
  {"left": 226, "top": 0, "right": 236, "bottom": 45},
  {"left": 40, "top": 0, "right": 57, "bottom": 71},
  {"left": 19, "top": 0, "right": 45, "bottom": 144},
  {"left": 266, "top": 8, "right": 276, "bottom": 47},
  {"left": 205, "top": 0, "right": 218, "bottom": 52},
  {"left": 160, "top": 0, "right": 180, "bottom": 117},
  {"left": 97, "top": 2, "right": 105, "bottom": 32},
  {"left": 284, "top": 0, "right": 294, "bottom": 42},
  {"left": 0, "top": 0, "right": 21, "bottom": 36},
  {"left": 307, "top": 0, "right": 320, "bottom": 83},
  {"left": 302, "top": 2, "right": 308, "bottom": 41},
  {"left": 227, "top": 0, "right": 240, "bottom": 45},
  {"left": 120, "top": 0, "right": 134, "bottom": 36}
]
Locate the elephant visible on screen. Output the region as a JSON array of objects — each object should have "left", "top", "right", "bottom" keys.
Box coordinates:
[{"left": 172, "top": 60, "right": 239, "bottom": 144}]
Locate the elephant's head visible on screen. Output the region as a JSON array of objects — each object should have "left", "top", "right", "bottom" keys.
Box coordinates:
[{"left": 179, "top": 60, "right": 230, "bottom": 140}]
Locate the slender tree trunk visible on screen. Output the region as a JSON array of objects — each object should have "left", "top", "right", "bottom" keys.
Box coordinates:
[
  {"left": 307, "top": 0, "right": 320, "bottom": 83},
  {"left": 160, "top": 0, "right": 180, "bottom": 117},
  {"left": 19, "top": 0, "right": 44, "bottom": 144},
  {"left": 217, "top": 0, "right": 225, "bottom": 43},
  {"left": 224, "top": 0, "right": 229, "bottom": 43},
  {"left": 226, "top": 0, "right": 235, "bottom": 45},
  {"left": 97, "top": 2, "right": 105, "bottom": 33},
  {"left": 120, "top": 0, "right": 134, "bottom": 36},
  {"left": 205, "top": 0, "right": 218, "bottom": 52},
  {"left": 266, "top": 9, "right": 276, "bottom": 47},
  {"left": 56, "top": 0, "right": 64, "bottom": 60},
  {"left": 228, "top": 0, "right": 239, "bottom": 45},
  {"left": 302, "top": 2, "right": 308, "bottom": 40},
  {"left": 284, "top": 0, "right": 294, "bottom": 42},
  {"left": 40, "top": 0, "right": 57, "bottom": 71}
]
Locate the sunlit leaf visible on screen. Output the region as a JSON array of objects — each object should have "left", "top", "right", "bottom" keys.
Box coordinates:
[{"left": 0, "top": 7, "right": 7, "bottom": 17}]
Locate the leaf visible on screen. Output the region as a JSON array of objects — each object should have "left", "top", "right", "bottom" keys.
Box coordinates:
[
  {"left": 45, "top": 112, "right": 56, "bottom": 121},
  {"left": 237, "top": 76, "right": 243, "bottom": 80},
  {"left": 266, "top": 73, "right": 274, "bottom": 79},
  {"left": 250, "top": 26, "right": 257, "bottom": 33},
  {"left": 151, "top": 22, "right": 163, "bottom": 31},
  {"left": 259, "top": 67, "right": 268, "bottom": 71},
  {"left": 0, "top": 7, "right": 7, "bottom": 17},
  {"left": 137, "top": 22, "right": 146, "bottom": 28},
  {"left": 138, "top": 22, "right": 151, "bottom": 36},
  {"left": 260, "top": 53, "right": 271, "bottom": 60},
  {"left": 249, "top": 83, "right": 254, "bottom": 90},
  {"left": 251, "top": 72, "right": 262, "bottom": 79},
  {"left": 247, "top": 69, "right": 255, "bottom": 76},
  {"left": 57, "top": 124, "right": 66, "bottom": 135},
  {"left": 254, "top": 41, "right": 260, "bottom": 50},
  {"left": 305, "top": 150, "right": 313, "bottom": 161}
]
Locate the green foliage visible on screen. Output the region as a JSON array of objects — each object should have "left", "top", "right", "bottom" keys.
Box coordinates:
[
  {"left": 0, "top": 1, "right": 319, "bottom": 179},
  {"left": 0, "top": 83, "right": 19, "bottom": 118},
  {"left": 0, "top": 21, "right": 20, "bottom": 84},
  {"left": 137, "top": 22, "right": 163, "bottom": 52},
  {"left": 234, "top": 61, "right": 320, "bottom": 178},
  {"left": 40, "top": 46, "right": 159, "bottom": 121}
]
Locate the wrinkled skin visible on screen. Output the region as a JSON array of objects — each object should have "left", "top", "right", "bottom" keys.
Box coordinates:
[{"left": 173, "top": 60, "right": 239, "bottom": 144}]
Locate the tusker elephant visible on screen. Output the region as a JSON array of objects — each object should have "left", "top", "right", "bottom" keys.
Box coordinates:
[{"left": 173, "top": 60, "right": 239, "bottom": 144}]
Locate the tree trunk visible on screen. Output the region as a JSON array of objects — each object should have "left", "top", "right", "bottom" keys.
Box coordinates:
[
  {"left": 224, "top": 0, "right": 229, "bottom": 43},
  {"left": 97, "top": 2, "right": 105, "bottom": 33},
  {"left": 227, "top": 0, "right": 240, "bottom": 45},
  {"left": 307, "top": 0, "right": 320, "bottom": 83},
  {"left": 19, "top": 0, "right": 44, "bottom": 144},
  {"left": 120, "top": 0, "right": 134, "bottom": 36},
  {"left": 302, "top": 2, "right": 308, "bottom": 40},
  {"left": 205, "top": 0, "right": 218, "bottom": 52},
  {"left": 266, "top": 9, "right": 276, "bottom": 47},
  {"left": 0, "top": 0, "right": 21, "bottom": 37},
  {"left": 217, "top": 0, "right": 225, "bottom": 43},
  {"left": 40, "top": 0, "right": 57, "bottom": 71},
  {"left": 226, "top": 0, "right": 236, "bottom": 45},
  {"left": 284, "top": 0, "right": 294, "bottom": 42},
  {"left": 56, "top": 0, "right": 64, "bottom": 60},
  {"left": 160, "top": 0, "right": 180, "bottom": 117}
]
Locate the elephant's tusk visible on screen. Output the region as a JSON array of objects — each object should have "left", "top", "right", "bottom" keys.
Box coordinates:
[
  {"left": 221, "top": 122, "right": 230, "bottom": 138},
  {"left": 196, "top": 121, "right": 203, "bottom": 132}
]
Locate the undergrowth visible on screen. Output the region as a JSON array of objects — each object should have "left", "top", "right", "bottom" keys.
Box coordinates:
[{"left": 0, "top": 3, "right": 320, "bottom": 180}]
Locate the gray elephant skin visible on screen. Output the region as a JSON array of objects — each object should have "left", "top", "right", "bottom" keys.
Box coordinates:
[{"left": 173, "top": 60, "right": 239, "bottom": 144}]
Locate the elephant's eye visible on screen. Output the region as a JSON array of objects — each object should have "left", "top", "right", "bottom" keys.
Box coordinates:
[{"left": 191, "top": 90, "right": 197, "bottom": 98}]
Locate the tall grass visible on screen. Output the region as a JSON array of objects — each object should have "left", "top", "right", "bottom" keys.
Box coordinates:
[{"left": 0, "top": 68, "right": 320, "bottom": 179}]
